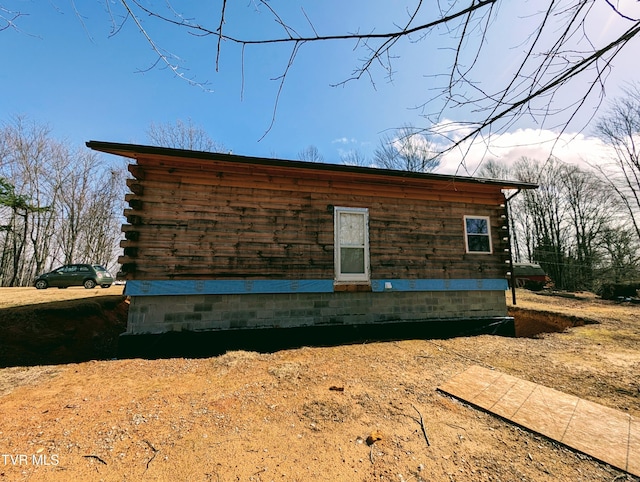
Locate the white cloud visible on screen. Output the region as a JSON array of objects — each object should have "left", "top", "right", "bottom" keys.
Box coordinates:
[
  {"left": 391, "top": 131, "right": 437, "bottom": 158},
  {"left": 434, "top": 127, "right": 615, "bottom": 176},
  {"left": 331, "top": 137, "right": 357, "bottom": 145},
  {"left": 430, "top": 119, "right": 476, "bottom": 143}
]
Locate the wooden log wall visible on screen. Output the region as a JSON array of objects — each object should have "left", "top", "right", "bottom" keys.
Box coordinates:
[{"left": 119, "top": 155, "right": 510, "bottom": 280}]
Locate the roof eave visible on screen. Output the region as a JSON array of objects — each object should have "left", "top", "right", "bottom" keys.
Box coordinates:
[{"left": 86, "top": 140, "right": 538, "bottom": 191}]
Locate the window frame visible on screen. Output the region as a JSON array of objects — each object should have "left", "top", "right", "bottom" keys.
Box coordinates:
[
  {"left": 463, "top": 215, "right": 493, "bottom": 254},
  {"left": 334, "top": 206, "right": 370, "bottom": 282}
]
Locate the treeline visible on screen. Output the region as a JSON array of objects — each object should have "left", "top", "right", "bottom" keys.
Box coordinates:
[
  {"left": 481, "top": 156, "right": 640, "bottom": 292},
  {"left": 0, "top": 116, "right": 126, "bottom": 286},
  {"left": 3, "top": 90, "right": 639, "bottom": 293},
  {"left": 485, "top": 86, "right": 640, "bottom": 293}
]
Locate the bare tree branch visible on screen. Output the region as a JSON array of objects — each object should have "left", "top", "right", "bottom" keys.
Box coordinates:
[
  {"left": 604, "top": 0, "right": 639, "bottom": 22},
  {"left": 0, "top": 6, "right": 24, "bottom": 32},
  {"left": 215, "top": 0, "right": 227, "bottom": 72},
  {"left": 259, "top": 40, "right": 304, "bottom": 141},
  {"left": 7, "top": 0, "right": 639, "bottom": 167},
  {"left": 116, "top": 0, "right": 212, "bottom": 90},
  {"left": 119, "top": 0, "right": 497, "bottom": 45},
  {"left": 432, "top": 20, "right": 640, "bottom": 163}
]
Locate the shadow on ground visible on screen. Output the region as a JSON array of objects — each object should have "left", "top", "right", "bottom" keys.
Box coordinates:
[
  {"left": 117, "top": 317, "right": 515, "bottom": 360},
  {"left": 0, "top": 296, "right": 128, "bottom": 368},
  {"left": 1, "top": 296, "right": 515, "bottom": 366},
  {"left": 1, "top": 296, "right": 596, "bottom": 367}
]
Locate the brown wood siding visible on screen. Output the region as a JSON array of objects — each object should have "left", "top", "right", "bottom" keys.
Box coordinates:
[{"left": 119, "top": 155, "right": 510, "bottom": 280}]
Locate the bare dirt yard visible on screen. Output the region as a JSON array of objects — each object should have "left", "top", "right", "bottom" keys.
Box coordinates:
[{"left": 0, "top": 287, "right": 638, "bottom": 481}]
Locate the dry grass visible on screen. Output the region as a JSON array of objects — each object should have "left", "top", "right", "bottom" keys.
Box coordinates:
[{"left": 0, "top": 285, "right": 125, "bottom": 309}]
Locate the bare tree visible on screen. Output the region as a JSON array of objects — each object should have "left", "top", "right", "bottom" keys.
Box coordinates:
[
  {"left": 340, "top": 149, "right": 370, "bottom": 167},
  {"left": 594, "top": 84, "right": 640, "bottom": 242},
  {"left": 0, "top": 116, "right": 126, "bottom": 285},
  {"left": 560, "top": 164, "right": 616, "bottom": 290},
  {"left": 0, "top": 176, "right": 38, "bottom": 285},
  {"left": 55, "top": 149, "right": 102, "bottom": 265},
  {"left": 0, "top": 116, "right": 57, "bottom": 285},
  {"left": 483, "top": 156, "right": 621, "bottom": 290},
  {"left": 147, "top": 118, "right": 226, "bottom": 152},
  {"left": 297, "top": 145, "right": 324, "bottom": 163},
  {"left": 599, "top": 226, "right": 640, "bottom": 283},
  {"left": 477, "top": 159, "right": 512, "bottom": 181},
  {"left": 374, "top": 125, "right": 440, "bottom": 172},
  {"left": 50, "top": 147, "right": 126, "bottom": 271},
  {"left": 512, "top": 158, "right": 570, "bottom": 288},
  {"left": 75, "top": 165, "right": 126, "bottom": 271}
]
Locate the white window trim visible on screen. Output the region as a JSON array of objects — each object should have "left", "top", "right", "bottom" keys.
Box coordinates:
[
  {"left": 464, "top": 215, "right": 493, "bottom": 254},
  {"left": 334, "top": 206, "right": 370, "bottom": 282}
]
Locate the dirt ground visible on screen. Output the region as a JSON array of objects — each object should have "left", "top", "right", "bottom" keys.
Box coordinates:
[
  {"left": 0, "top": 288, "right": 638, "bottom": 481},
  {"left": 0, "top": 286, "right": 128, "bottom": 367}
]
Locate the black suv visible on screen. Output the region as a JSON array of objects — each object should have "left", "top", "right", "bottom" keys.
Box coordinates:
[{"left": 34, "top": 264, "right": 115, "bottom": 289}]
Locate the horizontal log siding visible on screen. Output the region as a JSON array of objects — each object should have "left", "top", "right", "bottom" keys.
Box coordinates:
[{"left": 120, "top": 156, "right": 509, "bottom": 280}]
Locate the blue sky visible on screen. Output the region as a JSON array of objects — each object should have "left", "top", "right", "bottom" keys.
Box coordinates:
[{"left": 2, "top": 1, "right": 639, "bottom": 173}]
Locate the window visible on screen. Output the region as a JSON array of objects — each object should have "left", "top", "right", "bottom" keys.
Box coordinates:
[
  {"left": 334, "top": 207, "right": 370, "bottom": 282},
  {"left": 464, "top": 216, "right": 492, "bottom": 253}
]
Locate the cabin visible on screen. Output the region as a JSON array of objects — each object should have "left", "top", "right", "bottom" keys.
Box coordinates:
[{"left": 87, "top": 141, "right": 537, "bottom": 353}]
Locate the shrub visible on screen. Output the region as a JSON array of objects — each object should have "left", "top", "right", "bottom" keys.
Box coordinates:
[{"left": 597, "top": 282, "right": 640, "bottom": 300}]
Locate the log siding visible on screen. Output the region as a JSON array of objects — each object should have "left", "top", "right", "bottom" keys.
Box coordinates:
[{"left": 117, "top": 155, "right": 513, "bottom": 282}]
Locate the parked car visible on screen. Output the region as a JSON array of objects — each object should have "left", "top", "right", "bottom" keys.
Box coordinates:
[{"left": 34, "top": 264, "right": 115, "bottom": 289}]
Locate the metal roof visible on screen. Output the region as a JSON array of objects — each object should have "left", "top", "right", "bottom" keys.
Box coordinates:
[
  {"left": 86, "top": 140, "right": 538, "bottom": 191},
  {"left": 513, "top": 263, "right": 547, "bottom": 276}
]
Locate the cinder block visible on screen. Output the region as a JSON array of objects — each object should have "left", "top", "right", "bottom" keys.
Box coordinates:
[
  {"left": 257, "top": 310, "right": 275, "bottom": 319},
  {"left": 194, "top": 303, "right": 213, "bottom": 312},
  {"left": 230, "top": 318, "right": 248, "bottom": 329},
  {"left": 164, "top": 313, "right": 184, "bottom": 322}
]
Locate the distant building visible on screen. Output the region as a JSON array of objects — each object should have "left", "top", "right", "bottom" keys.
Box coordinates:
[{"left": 511, "top": 263, "right": 550, "bottom": 291}]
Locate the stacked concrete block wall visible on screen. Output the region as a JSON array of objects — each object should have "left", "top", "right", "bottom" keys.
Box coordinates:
[{"left": 126, "top": 291, "right": 507, "bottom": 335}]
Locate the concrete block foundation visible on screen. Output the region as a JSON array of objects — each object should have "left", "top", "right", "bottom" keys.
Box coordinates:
[{"left": 126, "top": 290, "right": 507, "bottom": 335}]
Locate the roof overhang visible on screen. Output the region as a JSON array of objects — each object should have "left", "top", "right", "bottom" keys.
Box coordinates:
[{"left": 86, "top": 140, "right": 538, "bottom": 191}]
